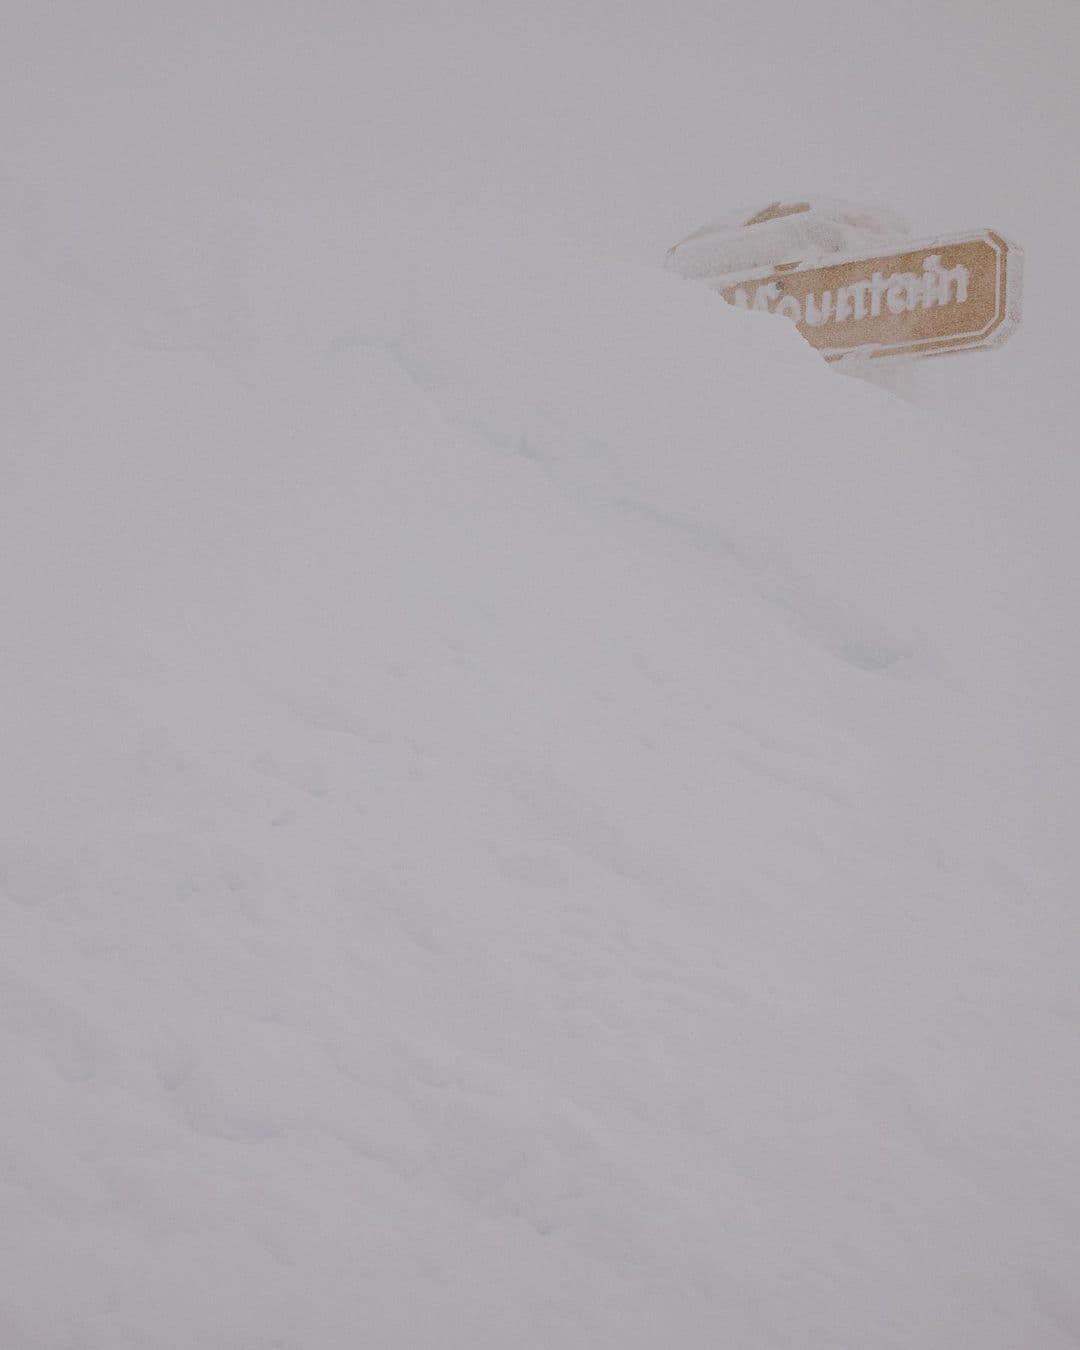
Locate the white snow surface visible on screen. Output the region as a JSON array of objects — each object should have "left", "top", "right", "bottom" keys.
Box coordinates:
[
  {"left": 3, "top": 207, "right": 1077, "bottom": 1350},
  {"left": 4, "top": 4, "right": 1080, "bottom": 1349}
]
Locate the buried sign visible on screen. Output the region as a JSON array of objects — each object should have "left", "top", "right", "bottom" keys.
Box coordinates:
[{"left": 711, "top": 231, "right": 1022, "bottom": 362}]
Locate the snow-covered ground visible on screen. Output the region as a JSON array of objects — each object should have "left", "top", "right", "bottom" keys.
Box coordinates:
[{"left": 3, "top": 4, "right": 1078, "bottom": 1348}]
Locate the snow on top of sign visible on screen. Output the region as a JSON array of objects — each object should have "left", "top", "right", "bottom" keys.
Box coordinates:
[{"left": 666, "top": 198, "right": 911, "bottom": 281}]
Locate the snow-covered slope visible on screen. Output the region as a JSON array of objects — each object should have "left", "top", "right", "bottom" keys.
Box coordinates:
[
  {"left": 3, "top": 204, "right": 1077, "bottom": 1349},
  {"left": 4, "top": 3, "right": 1079, "bottom": 1348}
]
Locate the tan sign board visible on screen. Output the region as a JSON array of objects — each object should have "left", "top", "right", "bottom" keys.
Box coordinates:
[{"left": 710, "top": 231, "right": 1022, "bottom": 362}]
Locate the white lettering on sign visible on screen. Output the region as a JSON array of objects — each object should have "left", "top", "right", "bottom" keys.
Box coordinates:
[{"left": 729, "top": 255, "right": 970, "bottom": 328}]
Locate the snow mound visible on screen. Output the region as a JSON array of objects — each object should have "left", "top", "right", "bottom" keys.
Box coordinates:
[
  {"left": 2, "top": 203, "right": 1077, "bottom": 1350},
  {"left": 400, "top": 239, "right": 1005, "bottom": 676}
]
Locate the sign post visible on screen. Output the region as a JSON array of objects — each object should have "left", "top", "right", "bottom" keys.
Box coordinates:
[{"left": 710, "top": 231, "right": 1022, "bottom": 362}]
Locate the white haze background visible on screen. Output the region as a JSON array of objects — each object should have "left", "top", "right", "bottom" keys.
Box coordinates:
[{"left": 3, "top": 3, "right": 1079, "bottom": 1348}]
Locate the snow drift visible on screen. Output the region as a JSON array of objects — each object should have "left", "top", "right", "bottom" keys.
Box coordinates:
[{"left": 2, "top": 186, "right": 1077, "bottom": 1350}]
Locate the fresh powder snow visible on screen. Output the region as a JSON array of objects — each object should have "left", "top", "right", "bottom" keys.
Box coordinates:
[{"left": 2, "top": 3, "right": 1078, "bottom": 1349}]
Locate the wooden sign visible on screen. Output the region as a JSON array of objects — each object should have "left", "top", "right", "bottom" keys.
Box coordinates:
[{"left": 711, "top": 231, "right": 1022, "bottom": 361}]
